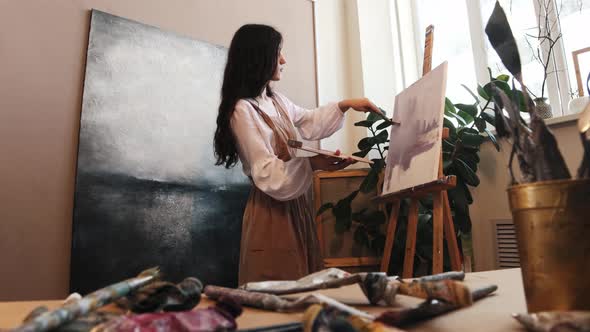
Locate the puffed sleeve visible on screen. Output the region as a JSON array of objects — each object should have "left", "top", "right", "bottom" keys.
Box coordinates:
[
  {"left": 231, "top": 100, "right": 313, "bottom": 201},
  {"left": 274, "top": 92, "right": 345, "bottom": 141}
]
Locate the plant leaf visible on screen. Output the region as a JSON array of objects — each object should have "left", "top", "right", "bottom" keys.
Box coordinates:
[
  {"left": 497, "top": 74, "right": 510, "bottom": 82},
  {"left": 442, "top": 139, "right": 455, "bottom": 152},
  {"left": 316, "top": 203, "right": 334, "bottom": 217},
  {"left": 358, "top": 137, "right": 375, "bottom": 150},
  {"left": 454, "top": 158, "right": 480, "bottom": 186},
  {"left": 477, "top": 84, "right": 490, "bottom": 100},
  {"left": 344, "top": 190, "right": 359, "bottom": 203},
  {"left": 367, "top": 112, "right": 381, "bottom": 122},
  {"left": 460, "top": 132, "right": 485, "bottom": 148},
  {"left": 354, "top": 120, "right": 375, "bottom": 127},
  {"left": 475, "top": 117, "right": 486, "bottom": 132},
  {"left": 457, "top": 110, "right": 474, "bottom": 124},
  {"left": 376, "top": 120, "right": 392, "bottom": 130},
  {"left": 333, "top": 198, "right": 352, "bottom": 233},
  {"left": 446, "top": 110, "right": 468, "bottom": 125},
  {"left": 445, "top": 97, "right": 456, "bottom": 114},
  {"left": 335, "top": 217, "right": 350, "bottom": 233},
  {"left": 352, "top": 148, "right": 372, "bottom": 158},
  {"left": 354, "top": 227, "right": 370, "bottom": 247},
  {"left": 458, "top": 154, "right": 479, "bottom": 172},
  {"left": 485, "top": 1, "right": 522, "bottom": 80},
  {"left": 459, "top": 127, "right": 480, "bottom": 135},
  {"left": 485, "top": 127, "right": 501, "bottom": 151},
  {"left": 448, "top": 178, "right": 473, "bottom": 233},
  {"left": 443, "top": 117, "right": 457, "bottom": 137},
  {"left": 455, "top": 103, "right": 478, "bottom": 117},
  {"left": 333, "top": 199, "right": 350, "bottom": 217},
  {"left": 371, "top": 158, "right": 386, "bottom": 172},
  {"left": 355, "top": 210, "right": 386, "bottom": 226},
  {"left": 360, "top": 168, "right": 379, "bottom": 193},
  {"left": 461, "top": 84, "right": 481, "bottom": 104},
  {"left": 480, "top": 111, "right": 496, "bottom": 125},
  {"left": 370, "top": 234, "right": 386, "bottom": 255},
  {"left": 373, "top": 130, "right": 389, "bottom": 144},
  {"left": 513, "top": 89, "right": 527, "bottom": 113},
  {"left": 443, "top": 159, "right": 453, "bottom": 171},
  {"left": 351, "top": 208, "right": 368, "bottom": 221},
  {"left": 485, "top": 80, "right": 511, "bottom": 101}
]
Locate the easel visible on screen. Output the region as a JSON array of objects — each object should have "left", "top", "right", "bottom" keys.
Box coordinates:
[{"left": 375, "top": 25, "right": 462, "bottom": 278}]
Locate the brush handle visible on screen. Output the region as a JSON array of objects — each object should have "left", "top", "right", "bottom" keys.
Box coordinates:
[{"left": 295, "top": 145, "right": 373, "bottom": 164}]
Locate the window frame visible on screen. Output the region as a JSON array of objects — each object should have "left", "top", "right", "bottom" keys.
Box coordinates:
[{"left": 394, "top": 0, "right": 576, "bottom": 117}]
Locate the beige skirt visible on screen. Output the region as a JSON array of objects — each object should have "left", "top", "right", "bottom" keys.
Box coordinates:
[{"left": 238, "top": 186, "right": 324, "bottom": 285}]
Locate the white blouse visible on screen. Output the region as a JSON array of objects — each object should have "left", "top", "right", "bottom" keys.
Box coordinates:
[{"left": 230, "top": 90, "right": 345, "bottom": 201}]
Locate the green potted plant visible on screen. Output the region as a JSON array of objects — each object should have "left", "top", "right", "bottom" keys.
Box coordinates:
[
  {"left": 317, "top": 77, "right": 504, "bottom": 275},
  {"left": 485, "top": 1, "right": 590, "bottom": 312}
]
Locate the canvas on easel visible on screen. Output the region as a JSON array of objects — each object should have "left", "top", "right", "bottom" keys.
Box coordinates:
[
  {"left": 382, "top": 62, "right": 448, "bottom": 195},
  {"left": 374, "top": 26, "right": 461, "bottom": 277}
]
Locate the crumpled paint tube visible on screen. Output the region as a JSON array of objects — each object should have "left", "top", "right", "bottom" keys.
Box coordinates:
[
  {"left": 240, "top": 268, "right": 361, "bottom": 295},
  {"left": 205, "top": 285, "right": 303, "bottom": 312},
  {"left": 240, "top": 268, "right": 465, "bottom": 304},
  {"left": 116, "top": 277, "right": 203, "bottom": 313},
  {"left": 359, "top": 273, "right": 473, "bottom": 307},
  {"left": 92, "top": 296, "right": 242, "bottom": 332},
  {"left": 302, "top": 304, "right": 405, "bottom": 332},
  {"left": 375, "top": 284, "right": 498, "bottom": 327},
  {"left": 204, "top": 286, "right": 372, "bottom": 317},
  {"left": 239, "top": 268, "right": 468, "bottom": 307},
  {"left": 513, "top": 311, "right": 590, "bottom": 332},
  {"left": 397, "top": 279, "right": 473, "bottom": 307},
  {"left": 413, "top": 271, "right": 465, "bottom": 282},
  {"left": 11, "top": 268, "right": 160, "bottom": 332}
]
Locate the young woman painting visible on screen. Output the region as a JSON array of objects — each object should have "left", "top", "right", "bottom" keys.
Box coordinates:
[{"left": 214, "top": 24, "right": 380, "bottom": 284}]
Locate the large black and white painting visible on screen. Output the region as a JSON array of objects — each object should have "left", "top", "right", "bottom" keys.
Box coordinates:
[{"left": 72, "top": 10, "right": 249, "bottom": 293}]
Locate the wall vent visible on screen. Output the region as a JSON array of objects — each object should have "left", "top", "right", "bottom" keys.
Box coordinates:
[{"left": 491, "top": 219, "right": 520, "bottom": 269}]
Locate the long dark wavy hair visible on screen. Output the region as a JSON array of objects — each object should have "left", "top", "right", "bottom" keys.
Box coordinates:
[{"left": 214, "top": 24, "right": 283, "bottom": 168}]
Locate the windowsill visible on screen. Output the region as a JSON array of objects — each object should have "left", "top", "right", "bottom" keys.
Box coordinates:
[
  {"left": 543, "top": 113, "right": 579, "bottom": 127},
  {"left": 483, "top": 112, "right": 580, "bottom": 137}
]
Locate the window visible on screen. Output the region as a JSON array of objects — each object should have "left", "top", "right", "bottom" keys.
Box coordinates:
[
  {"left": 559, "top": 0, "right": 590, "bottom": 96},
  {"left": 414, "top": 0, "right": 478, "bottom": 103},
  {"left": 394, "top": 0, "right": 589, "bottom": 117}
]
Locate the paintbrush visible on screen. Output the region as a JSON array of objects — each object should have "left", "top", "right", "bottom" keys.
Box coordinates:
[
  {"left": 577, "top": 103, "right": 590, "bottom": 179},
  {"left": 377, "top": 107, "right": 401, "bottom": 126},
  {"left": 287, "top": 140, "right": 374, "bottom": 164}
]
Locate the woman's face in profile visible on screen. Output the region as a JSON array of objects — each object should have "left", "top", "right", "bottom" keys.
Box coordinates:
[{"left": 271, "top": 47, "right": 287, "bottom": 81}]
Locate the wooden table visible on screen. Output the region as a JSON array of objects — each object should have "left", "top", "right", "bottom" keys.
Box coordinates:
[{"left": 0, "top": 268, "right": 528, "bottom": 331}]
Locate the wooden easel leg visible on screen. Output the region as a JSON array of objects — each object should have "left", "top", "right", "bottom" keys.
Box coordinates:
[
  {"left": 380, "top": 200, "right": 400, "bottom": 273},
  {"left": 432, "top": 192, "right": 444, "bottom": 274},
  {"left": 402, "top": 200, "right": 419, "bottom": 278},
  {"left": 443, "top": 192, "right": 462, "bottom": 271}
]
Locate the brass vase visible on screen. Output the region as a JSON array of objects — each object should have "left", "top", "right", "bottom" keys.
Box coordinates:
[{"left": 507, "top": 178, "right": 590, "bottom": 312}]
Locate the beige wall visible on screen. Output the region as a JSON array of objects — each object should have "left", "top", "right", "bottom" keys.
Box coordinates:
[
  {"left": 470, "top": 119, "right": 583, "bottom": 271},
  {"left": 0, "top": 0, "right": 316, "bottom": 301}
]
